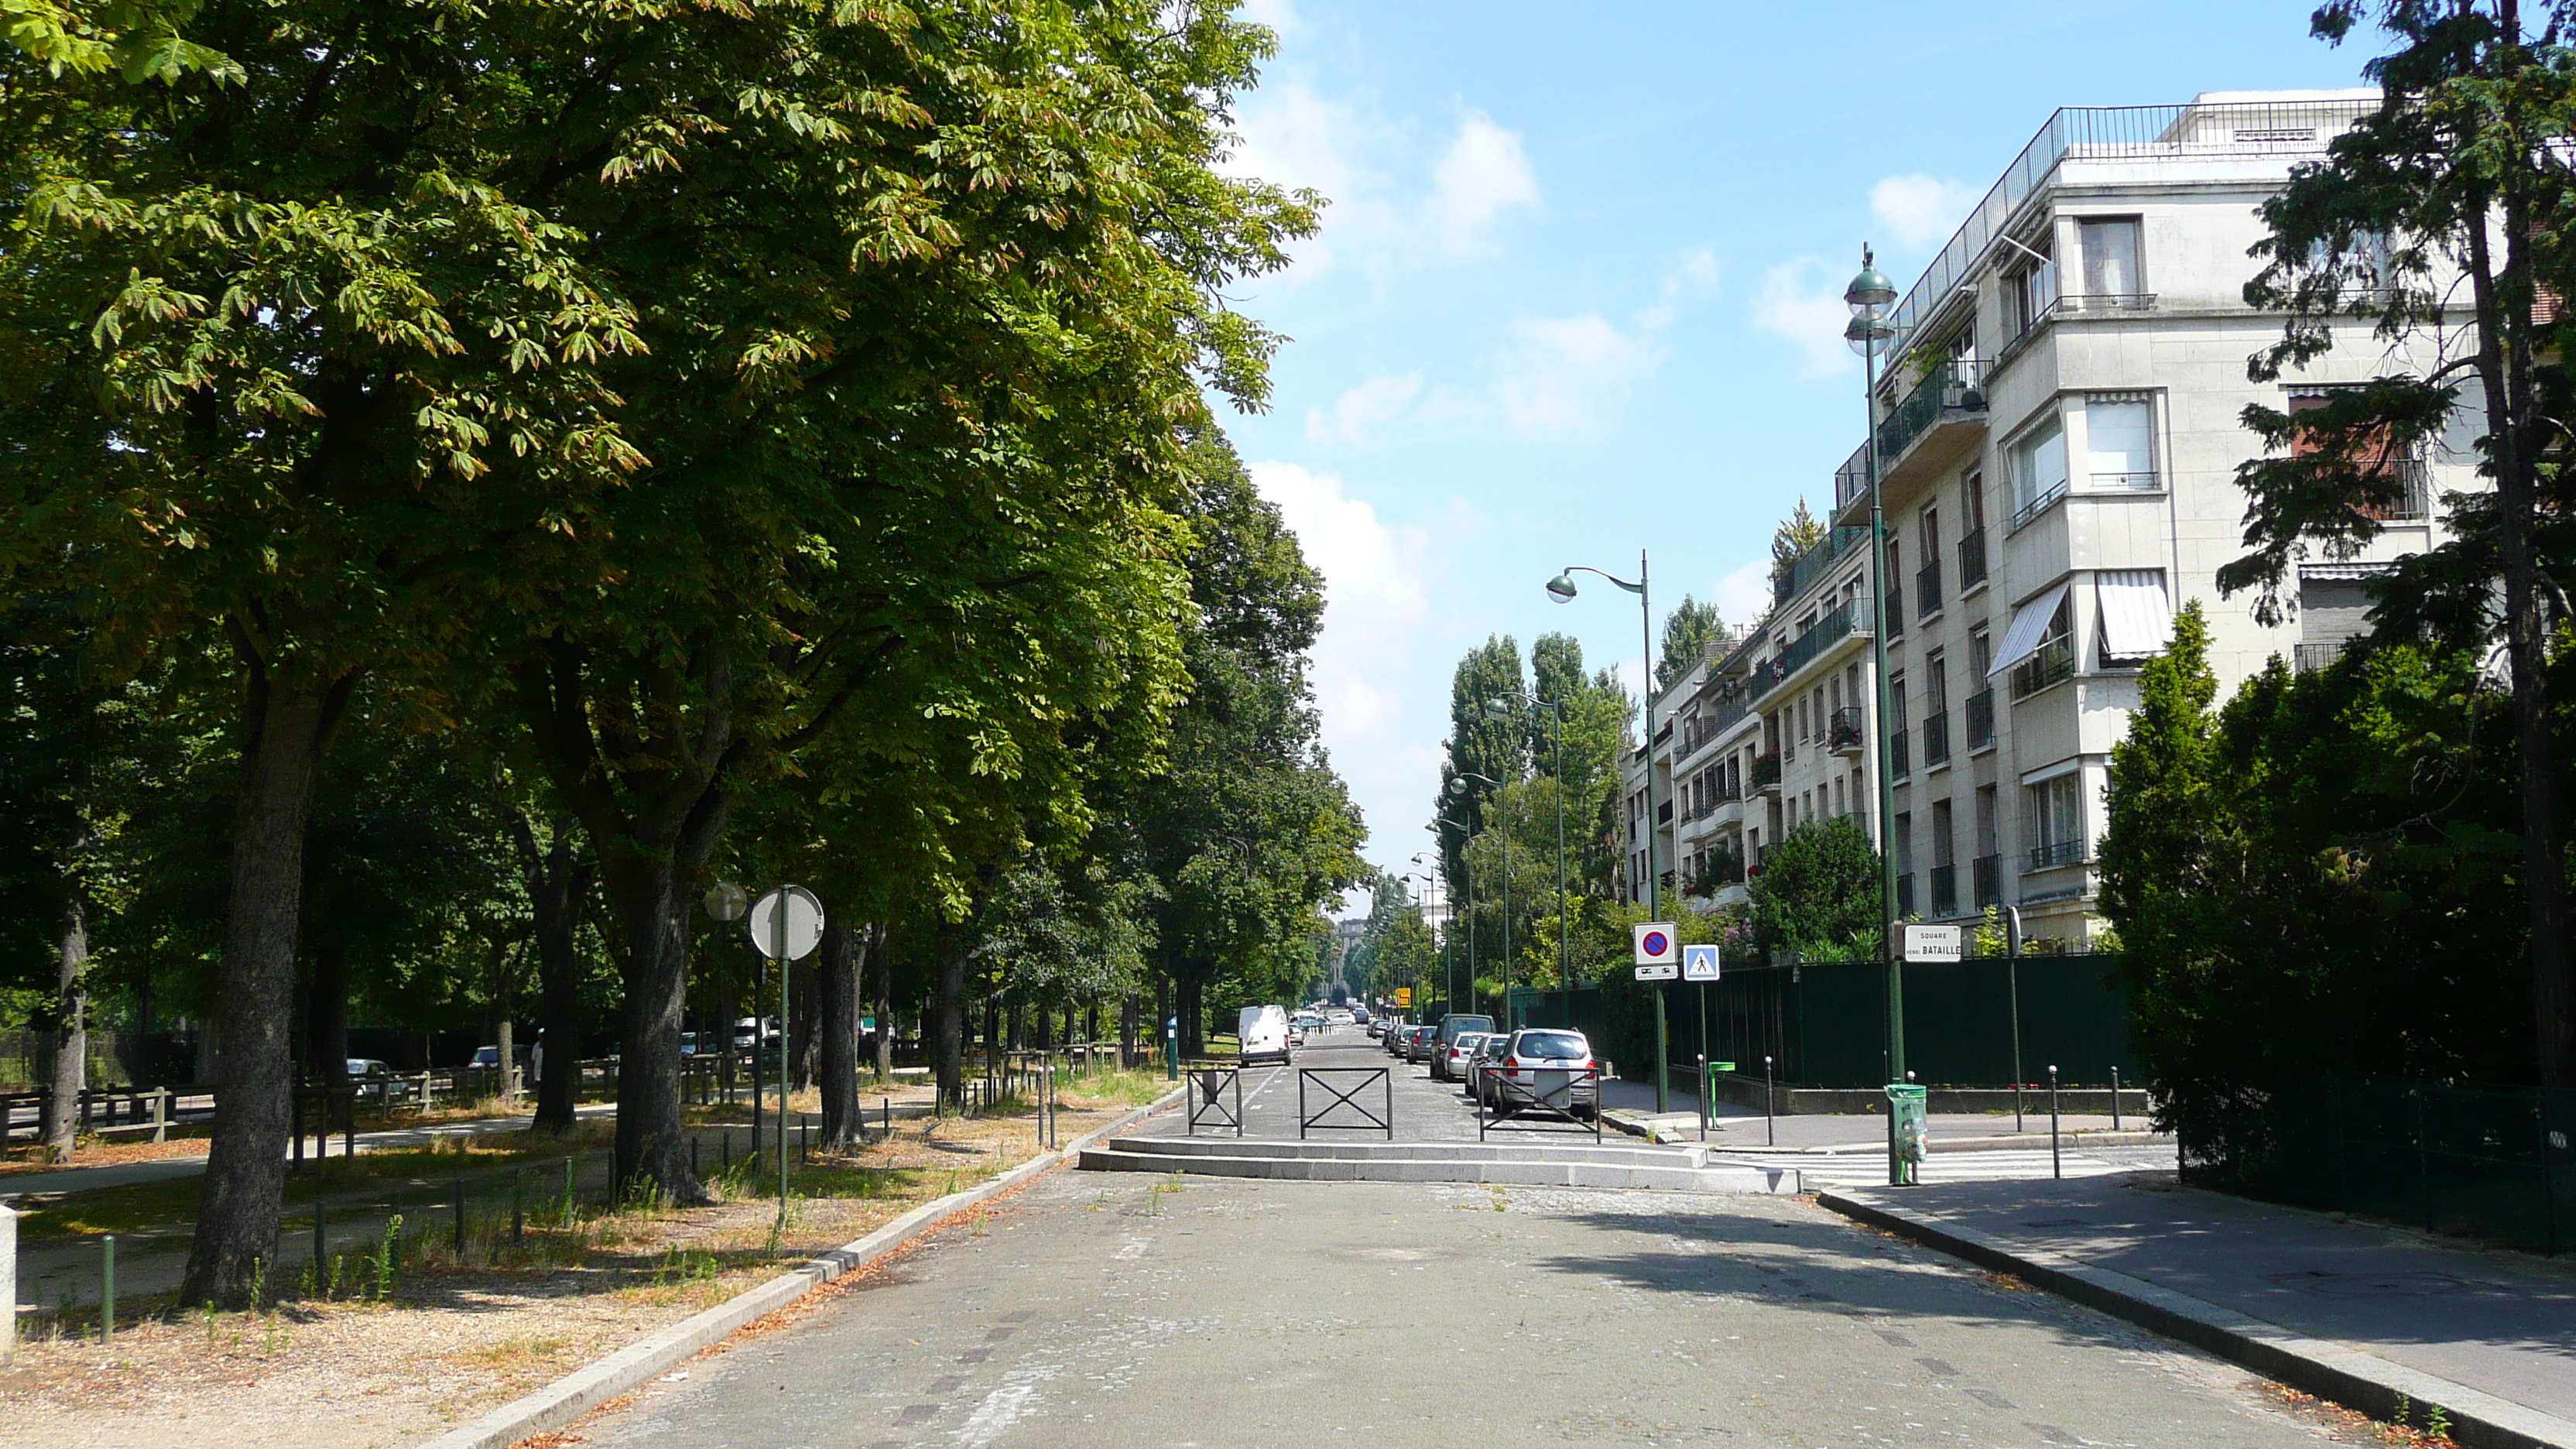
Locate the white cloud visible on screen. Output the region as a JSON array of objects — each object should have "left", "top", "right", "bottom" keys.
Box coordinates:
[
  {"left": 1714, "top": 558, "right": 1776, "bottom": 629},
  {"left": 1426, "top": 112, "right": 1540, "bottom": 258},
  {"left": 1490, "top": 313, "right": 1669, "bottom": 437},
  {"left": 1870, "top": 173, "right": 1979, "bottom": 251},
  {"left": 1632, "top": 246, "right": 1721, "bottom": 331},
  {"left": 1752, "top": 258, "right": 1855, "bottom": 380},
  {"left": 1305, "top": 372, "right": 1424, "bottom": 447},
  {"left": 1238, "top": 0, "right": 1298, "bottom": 36},
  {"left": 1250, "top": 461, "right": 1434, "bottom": 748}
]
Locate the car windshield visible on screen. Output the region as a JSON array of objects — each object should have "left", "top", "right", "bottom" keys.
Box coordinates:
[{"left": 1516, "top": 1032, "right": 1588, "bottom": 1060}]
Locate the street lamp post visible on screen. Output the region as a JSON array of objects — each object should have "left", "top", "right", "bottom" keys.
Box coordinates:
[
  {"left": 1487, "top": 694, "right": 1567, "bottom": 1033},
  {"left": 1546, "top": 553, "right": 1672, "bottom": 1114},
  {"left": 1405, "top": 862, "right": 1441, "bottom": 1020},
  {"left": 1447, "top": 772, "right": 1509, "bottom": 1022},
  {"left": 1429, "top": 821, "right": 1475, "bottom": 1013},
  {"left": 1845, "top": 245, "right": 1910, "bottom": 1188}
]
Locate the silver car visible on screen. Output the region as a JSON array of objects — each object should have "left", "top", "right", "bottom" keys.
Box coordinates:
[
  {"left": 1471, "top": 1033, "right": 1512, "bottom": 1106},
  {"left": 1404, "top": 1025, "right": 1439, "bottom": 1064},
  {"left": 1490, "top": 1028, "right": 1599, "bottom": 1118},
  {"left": 1438, "top": 1030, "right": 1497, "bottom": 1084}
]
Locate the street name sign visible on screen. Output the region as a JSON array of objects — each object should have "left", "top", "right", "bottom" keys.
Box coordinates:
[
  {"left": 1682, "top": 943, "right": 1721, "bottom": 981},
  {"left": 1633, "top": 922, "right": 1678, "bottom": 981},
  {"left": 1902, "top": 923, "right": 1962, "bottom": 963}
]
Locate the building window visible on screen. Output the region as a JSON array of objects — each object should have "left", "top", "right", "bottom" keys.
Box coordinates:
[
  {"left": 1974, "top": 785, "right": 2002, "bottom": 908},
  {"left": 2286, "top": 392, "right": 2429, "bottom": 519},
  {"left": 2006, "top": 593, "right": 2075, "bottom": 699},
  {"left": 2026, "top": 772, "right": 2084, "bottom": 868},
  {"left": 2004, "top": 238, "right": 2057, "bottom": 340},
  {"left": 2078, "top": 218, "right": 2143, "bottom": 300},
  {"left": 2006, "top": 413, "right": 2068, "bottom": 530},
  {"left": 2085, "top": 394, "right": 2156, "bottom": 490},
  {"left": 1958, "top": 471, "right": 1988, "bottom": 587}
]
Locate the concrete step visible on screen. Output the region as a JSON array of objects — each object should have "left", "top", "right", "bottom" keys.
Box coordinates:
[
  {"left": 1101, "top": 1135, "right": 1704, "bottom": 1168},
  {"left": 1076, "top": 1139, "right": 1800, "bottom": 1195}
]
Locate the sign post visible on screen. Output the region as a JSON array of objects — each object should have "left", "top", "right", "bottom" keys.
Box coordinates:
[
  {"left": 750, "top": 885, "right": 823, "bottom": 1228},
  {"left": 1632, "top": 923, "right": 1677, "bottom": 1112},
  {"left": 1684, "top": 944, "right": 1720, "bottom": 1131}
]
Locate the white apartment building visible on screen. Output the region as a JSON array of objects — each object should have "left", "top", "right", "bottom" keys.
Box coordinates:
[{"left": 1626, "top": 91, "right": 2474, "bottom": 950}]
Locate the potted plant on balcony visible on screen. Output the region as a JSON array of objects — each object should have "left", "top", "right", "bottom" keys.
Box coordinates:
[{"left": 1826, "top": 713, "right": 1864, "bottom": 755}]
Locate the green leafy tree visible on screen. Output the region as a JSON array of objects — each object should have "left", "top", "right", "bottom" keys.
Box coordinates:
[
  {"left": 1656, "top": 595, "right": 1725, "bottom": 692},
  {"left": 1437, "top": 635, "right": 1529, "bottom": 891},
  {"left": 2225, "top": 1, "right": 2574, "bottom": 1087},
  {"left": 1747, "top": 817, "right": 1882, "bottom": 963}
]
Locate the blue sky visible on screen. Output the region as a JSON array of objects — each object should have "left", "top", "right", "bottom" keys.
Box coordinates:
[{"left": 1216, "top": 1, "right": 2372, "bottom": 902}]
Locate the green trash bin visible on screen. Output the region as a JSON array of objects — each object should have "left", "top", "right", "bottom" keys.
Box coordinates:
[{"left": 1886, "top": 1083, "right": 1929, "bottom": 1186}]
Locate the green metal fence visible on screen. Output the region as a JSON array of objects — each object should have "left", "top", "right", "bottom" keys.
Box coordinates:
[
  {"left": 1511, "top": 953, "right": 2138, "bottom": 1090},
  {"left": 2180, "top": 1077, "right": 2574, "bottom": 1255}
]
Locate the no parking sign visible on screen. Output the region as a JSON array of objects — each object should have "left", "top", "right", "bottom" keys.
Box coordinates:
[{"left": 1632, "top": 921, "right": 1678, "bottom": 980}]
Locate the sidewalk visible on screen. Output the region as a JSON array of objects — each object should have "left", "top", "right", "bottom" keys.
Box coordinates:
[{"left": 1824, "top": 1173, "right": 2576, "bottom": 1449}]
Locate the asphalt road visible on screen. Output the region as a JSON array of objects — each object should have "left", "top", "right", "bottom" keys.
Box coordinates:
[
  {"left": 1181, "top": 1032, "right": 1586, "bottom": 1144},
  {"left": 578, "top": 1154, "right": 2376, "bottom": 1447}
]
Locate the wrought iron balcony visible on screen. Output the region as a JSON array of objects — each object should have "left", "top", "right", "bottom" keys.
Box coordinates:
[
  {"left": 2010, "top": 639, "right": 2074, "bottom": 699},
  {"left": 1875, "top": 357, "right": 1988, "bottom": 467},
  {"left": 1921, "top": 710, "right": 1951, "bottom": 767},
  {"left": 1958, "top": 526, "right": 1987, "bottom": 588},
  {"left": 1929, "top": 863, "right": 1958, "bottom": 917},
  {"left": 1972, "top": 854, "right": 2002, "bottom": 908},
  {"left": 1917, "top": 558, "right": 1943, "bottom": 618},
  {"left": 1889, "top": 728, "right": 1910, "bottom": 779},
  {"left": 2028, "top": 838, "right": 2084, "bottom": 870},
  {"left": 1896, "top": 872, "right": 1917, "bottom": 919},
  {"left": 1827, "top": 706, "right": 1865, "bottom": 757},
  {"left": 1965, "top": 688, "right": 1996, "bottom": 748}
]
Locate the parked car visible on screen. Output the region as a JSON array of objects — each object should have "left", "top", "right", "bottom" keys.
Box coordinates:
[
  {"left": 1472, "top": 1034, "right": 1512, "bottom": 1105},
  {"left": 346, "top": 1057, "right": 389, "bottom": 1077},
  {"left": 1437, "top": 1029, "right": 1495, "bottom": 1084},
  {"left": 1404, "top": 1025, "right": 1439, "bottom": 1064},
  {"left": 1491, "top": 1027, "right": 1600, "bottom": 1118},
  {"left": 1365, "top": 1019, "right": 1388, "bottom": 1040}
]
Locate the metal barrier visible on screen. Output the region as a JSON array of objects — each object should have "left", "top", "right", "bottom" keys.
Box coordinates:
[
  {"left": 1297, "top": 1067, "right": 1392, "bottom": 1139},
  {"left": 1187, "top": 1067, "right": 1243, "bottom": 1136},
  {"left": 1481, "top": 1066, "right": 1603, "bottom": 1142}
]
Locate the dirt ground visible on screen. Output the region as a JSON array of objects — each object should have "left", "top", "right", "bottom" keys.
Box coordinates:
[{"left": 0, "top": 1074, "right": 1169, "bottom": 1449}]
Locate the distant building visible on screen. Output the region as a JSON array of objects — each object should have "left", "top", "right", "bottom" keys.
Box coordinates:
[{"left": 1627, "top": 91, "right": 2473, "bottom": 951}]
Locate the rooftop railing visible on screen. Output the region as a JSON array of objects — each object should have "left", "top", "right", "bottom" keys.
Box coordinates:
[
  {"left": 1773, "top": 525, "right": 1873, "bottom": 607},
  {"left": 1748, "top": 598, "right": 1864, "bottom": 704},
  {"left": 1879, "top": 98, "right": 2373, "bottom": 354}
]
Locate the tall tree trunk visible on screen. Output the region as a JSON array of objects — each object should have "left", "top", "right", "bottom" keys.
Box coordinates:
[
  {"left": 307, "top": 941, "right": 350, "bottom": 1091},
  {"left": 793, "top": 958, "right": 819, "bottom": 1093},
  {"left": 873, "top": 927, "right": 893, "bottom": 1082},
  {"left": 181, "top": 672, "right": 343, "bottom": 1309},
  {"left": 40, "top": 897, "right": 88, "bottom": 1163},
  {"left": 1120, "top": 993, "right": 1138, "bottom": 1069},
  {"left": 934, "top": 916, "right": 973, "bottom": 1110},
  {"left": 507, "top": 814, "right": 591, "bottom": 1136},
  {"left": 1178, "top": 964, "right": 1207, "bottom": 1059},
  {"left": 818, "top": 915, "right": 863, "bottom": 1147},
  {"left": 2465, "top": 176, "right": 2574, "bottom": 1090},
  {"left": 604, "top": 861, "right": 710, "bottom": 1203}
]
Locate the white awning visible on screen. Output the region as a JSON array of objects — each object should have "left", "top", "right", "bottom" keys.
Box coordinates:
[
  {"left": 2097, "top": 570, "right": 2174, "bottom": 658},
  {"left": 1987, "top": 582, "right": 2071, "bottom": 678}
]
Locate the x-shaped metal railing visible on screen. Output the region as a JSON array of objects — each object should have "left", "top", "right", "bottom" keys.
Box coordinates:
[{"left": 1297, "top": 1067, "right": 1393, "bottom": 1139}]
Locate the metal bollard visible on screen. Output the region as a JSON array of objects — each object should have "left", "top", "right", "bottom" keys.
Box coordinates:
[
  {"left": 2111, "top": 1066, "right": 2123, "bottom": 1131},
  {"left": 1764, "top": 1055, "right": 1776, "bottom": 1148},
  {"left": 0, "top": 1201, "right": 16, "bottom": 1357},
  {"left": 2048, "top": 1066, "right": 2062, "bottom": 1180},
  {"left": 100, "top": 1235, "right": 115, "bottom": 1342},
  {"left": 564, "top": 1153, "right": 577, "bottom": 1219}
]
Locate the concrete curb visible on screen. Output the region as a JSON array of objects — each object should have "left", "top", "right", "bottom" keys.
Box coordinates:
[
  {"left": 419, "top": 1087, "right": 1186, "bottom": 1449},
  {"left": 1817, "top": 1189, "right": 2576, "bottom": 1449},
  {"left": 1077, "top": 1144, "right": 1800, "bottom": 1194}
]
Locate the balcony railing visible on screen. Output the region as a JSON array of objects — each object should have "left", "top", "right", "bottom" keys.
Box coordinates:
[
  {"left": 2294, "top": 639, "right": 2353, "bottom": 672},
  {"left": 1773, "top": 525, "right": 1873, "bottom": 607},
  {"left": 1875, "top": 357, "right": 1988, "bottom": 466},
  {"left": 1827, "top": 706, "right": 1865, "bottom": 756},
  {"left": 2028, "top": 838, "right": 2084, "bottom": 870},
  {"left": 1972, "top": 854, "right": 2002, "bottom": 909},
  {"left": 1958, "top": 526, "right": 1988, "bottom": 588},
  {"left": 1657, "top": 800, "right": 1673, "bottom": 824},
  {"left": 1751, "top": 750, "right": 1782, "bottom": 790},
  {"left": 1930, "top": 862, "right": 1958, "bottom": 917},
  {"left": 1875, "top": 99, "right": 2366, "bottom": 352},
  {"left": 1882, "top": 579, "right": 1904, "bottom": 639},
  {"left": 2007, "top": 477, "right": 2068, "bottom": 533},
  {"left": 2010, "top": 638, "right": 2074, "bottom": 699},
  {"left": 2057, "top": 291, "right": 2158, "bottom": 317},
  {"left": 1965, "top": 688, "right": 1996, "bottom": 748},
  {"left": 1922, "top": 710, "right": 1951, "bottom": 767},
  {"left": 1917, "top": 559, "right": 1943, "bottom": 619},
  {"left": 1896, "top": 872, "right": 1917, "bottom": 919},
  {"left": 1889, "top": 728, "right": 1910, "bottom": 779},
  {"left": 2090, "top": 469, "right": 2159, "bottom": 492},
  {"left": 1749, "top": 598, "right": 1863, "bottom": 704}
]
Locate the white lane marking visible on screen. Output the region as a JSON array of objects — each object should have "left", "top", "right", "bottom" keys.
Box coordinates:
[
  {"left": 1113, "top": 1236, "right": 1148, "bottom": 1261},
  {"left": 954, "top": 1382, "right": 1034, "bottom": 1445}
]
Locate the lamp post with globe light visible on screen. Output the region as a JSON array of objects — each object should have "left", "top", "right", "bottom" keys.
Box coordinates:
[
  {"left": 1845, "top": 245, "right": 1913, "bottom": 1187},
  {"left": 1429, "top": 819, "right": 1473, "bottom": 1012},
  {"left": 1488, "top": 692, "right": 1567, "bottom": 1029},
  {"left": 1447, "top": 772, "right": 1509, "bottom": 1020},
  {"left": 1543, "top": 553, "right": 1673, "bottom": 1112}
]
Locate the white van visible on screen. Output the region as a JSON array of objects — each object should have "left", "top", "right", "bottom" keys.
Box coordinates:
[{"left": 1238, "top": 1004, "right": 1292, "bottom": 1066}]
